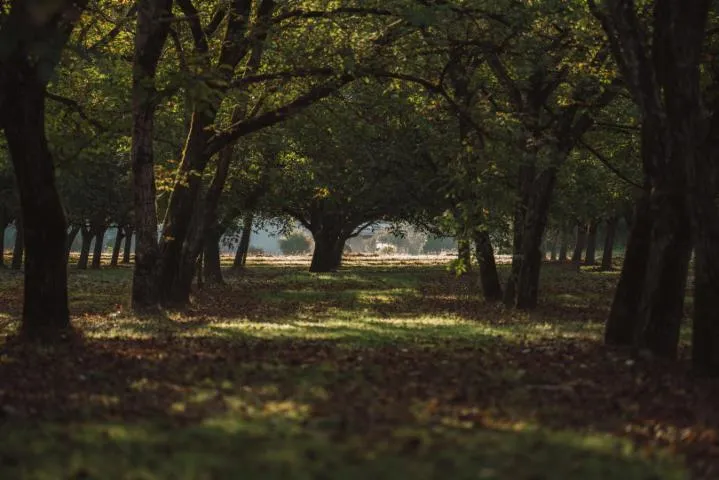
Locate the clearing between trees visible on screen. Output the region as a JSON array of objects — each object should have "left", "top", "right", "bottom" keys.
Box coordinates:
[{"left": 0, "top": 257, "right": 717, "bottom": 479}]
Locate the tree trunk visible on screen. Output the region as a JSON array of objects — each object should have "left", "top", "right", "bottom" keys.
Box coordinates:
[
  {"left": 110, "top": 226, "right": 124, "bottom": 267},
  {"left": 572, "top": 222, "right": 587, "bottom": 264},
  {"left": 122, "top": 227, "right": 133, "bottom": 264},
  {"left": 0, "top": 211, "right": 7, "bottom": 268},
  {"left": 474, "top": 230, "right": 502, "bottom": 301},
  {"left": 514, "top": 168, "right": 557, "bottom": 309},
  {"left": 503, "top": 163, "right": 534, "bottom": 306},
  {"left": 310, "top": 230, "right": 345, "bottom": 273},
  {"left": 91, "top": 226, "right": 106, "bottom": 269},
  {"left": 692, "top": 234, "right": 719, "bottom": 376},
  {"left": 203, "top": 224, "right": 224, "bottom": 285},
  {"left": 601, "top": 217, "right": 618, "bottom": 271},
  {"left": 549, "top": 231, "right": 558, "bottom": 261},
  {"left": 233, "top": 214, "right": 253, "bottom": 269},
  {"left": 584, "top": 219, "right": 599, "bottom": 266},
  {"left": 1, "top": 65, "right": 74, "bottom": 337},
  {"left": 605, "top": 192, "right": 652, "bottom": 346},
  {"left": 634, "top": 192, "right": 692, "bottom": 359},
  {"left": 11, "top": 218, "right": 24, "bottom": 270},
  {"left": 77, "top": 227, "right": 92, "bottom": 270},
  {"left": 130, "top": 0, "right": 173, "bottom": 310},
  {"left": 558, "top": 227, "right": 569, "bottom": 262},
  {"left": 65, "top": 224, "right": 80, "bottom": 263},
  {"left": 457, "top": 235, "right": 472, "bottom": 274}
]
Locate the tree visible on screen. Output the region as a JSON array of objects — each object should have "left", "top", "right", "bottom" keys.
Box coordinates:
[{"left": 0, "top": 0, "right": 88, "bottom": 339}]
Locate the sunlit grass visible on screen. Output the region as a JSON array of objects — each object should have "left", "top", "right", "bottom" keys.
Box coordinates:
[{"left": 0, "top": 258, "right": 698, "bottom": 479}]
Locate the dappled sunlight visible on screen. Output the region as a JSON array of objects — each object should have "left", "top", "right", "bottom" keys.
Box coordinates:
[{"left": 0, "top": 262, "right": 716, "bottom": 478}]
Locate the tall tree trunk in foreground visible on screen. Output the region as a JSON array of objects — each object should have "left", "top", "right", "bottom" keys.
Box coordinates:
[
  {"left": 11, "top": 218, "right": 24, "bottom": 270},
  {"left": 605, "top": 189, "right": 653, "bottom": 346},
  {"left": 110, "top": 227, "right": 124, "bottom": 267},
  {"left": 0, "top": 0, "right": 87, "bottom": 338},
  {"left": 130, "top": 0, "right": 173, "bottom": 310},
  {"left": 474, "top": 230, "right": 502, "bottom": 301},
  {"left": 233, "top": 214, "right": 253, "bottom": 270},
  {"left": 601, "top": 217, "right": 618, "bottom": 271},
  {"left": 584, "top": 220, "right": 599, "bottom": 266}
]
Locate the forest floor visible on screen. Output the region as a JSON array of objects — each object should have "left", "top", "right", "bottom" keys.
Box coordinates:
[{"left": 0, "top": 256, "right": 718, "bottom": 479}]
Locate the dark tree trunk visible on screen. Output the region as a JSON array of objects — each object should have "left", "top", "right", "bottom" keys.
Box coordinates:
[
  {"left": 605, "top": 192, "right": 652, "bottom": 346},
  {"left": 0, "top": 211, "right": 7, "bottom": 268},
  {"left": 503, "top": 163, "right": 534, "bottom": 306},
  {"left": 77, "top": 227, "right": 92, "bottom": 270},
  {"left": 91, "top": 226, "right": 106, "bottom": 269},
  {"left": 310, "top": 230, "right": 346, "bottom": 273},
  {"left": 692, "top": 235, "right": 719, "bottom": 376},
  {"left": 11, "top": 218, "right": 24, "bottom": 270},
  {"left": 584, "top": 220, "right": 599, "bottom": 266},
  {"left": 601, "top": 217, "right": 618, "bottom": 271},
  {"left": 474, "top": 230, "right": 502, "bottom": 301},
  {"left": 65, "top": 224, "right": 80, "bottom": 263},
  {"left": 233, "top": 214, "right": 253, "bottom": 270},
  {"left": 515, "top": 169, "right": 557, "bottom": 309},
  {"left": 122, "top": 227, "right": 133, "bottom": 264},
  {"left": 558, "top": 227, "right": 569, "bottom": 262},
  {"left": 0, "top": 0, "right": 89, "bottom": 339},
  {"left": 110, "top": 227, "right": 124, "bottom": 267},
  {"left": 634, "top": 192, "right": 692, "bottom": 359},
  {"left": 572, "top": 222, "right": 587, "bottom": 264},
  {"left": 130, "top": 0, "right": 173, "bottom": 310},
  {"left": 203, "top": 224, "right": 224, "bottom": 285}
]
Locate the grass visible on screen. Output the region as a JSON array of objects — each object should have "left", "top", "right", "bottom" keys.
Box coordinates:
[{"left": 0, "top": 257, "right": 715, "bottom": 479}]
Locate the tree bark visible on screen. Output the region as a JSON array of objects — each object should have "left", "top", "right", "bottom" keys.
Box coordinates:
[
  {"left": 600, "top": 217, "right": 618, "bottom": 271},
  {"left": 457, "top": 235, "right": 472, "bottom": 274},
  {"left": 91, "top": 225, "right": 106, "bottom": 269},
  {"left": 0, "top": 211, "right": 7, "bottom": 268},
  {"left": 11, "top": 217, "right": 24, "bottom": 270},
  {"left": 634, "top": 192, "right": 692, "bottom": 359},
  {"left": 514, "top": 168, "right": 557, "bottom": 309},
  {"left": 77, "top": 226, "right": 92, "bottom": 270},
  {"left": 474, "top": 230, "right": 502, "bottom": 301},
  {"left": 584, "top": 219, "right": 599, "bottom": 266},
  {"left": 203, "top": 223, "right": 224, "bottom": 285},
  {"left": 310, "top": 229, "right": 346, "bottom": 273},
  {"left": 122, "top": 227, "right": 133, "bottom": 264},
  {"left": 558, "top": 227, "right": 569, "bottom": 262},
  {"left": 110, "top": 226, "right": 124, "bottom": 267},
  {"left": 233, "top": 214, "right": 253, "bottom": 270},
  {"left": 65, "top": 223, "right": 80, "bottom": 263},
  {"left": 130, "top": 0, "right": 173, "bottom": 310},
  {"left": 572, "top": 222, "right": 587, "bottom": 264},
  {"left": 605, "top": 192, "right": 652, "bottom": 346}
]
